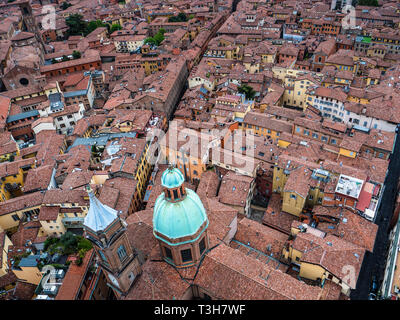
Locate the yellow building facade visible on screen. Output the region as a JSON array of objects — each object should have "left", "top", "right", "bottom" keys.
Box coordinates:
[
  {"left": 12, "top": 264, "right": 42, "bottom": 285},
  {"left": 0, "top": 233, "right": 12, "bottom": 276},
  {"left": 0, "top": 166, "right": 26, "bottom": 202}
]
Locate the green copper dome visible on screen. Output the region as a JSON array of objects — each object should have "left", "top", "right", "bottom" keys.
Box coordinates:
[
  {"left": 153, "top": 168, "right": 208, "bottom": 246},
  {"left": 161, "top": 167, "right": 185, "bottom": 188}
]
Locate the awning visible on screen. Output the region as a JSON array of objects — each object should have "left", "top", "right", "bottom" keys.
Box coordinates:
[{"left": 356, "top": 182, "right": 374, "bottom": 212}]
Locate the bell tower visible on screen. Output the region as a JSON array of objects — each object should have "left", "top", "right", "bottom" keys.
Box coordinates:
[
  {"left": 83, "top": 186, "right": 141, "bottom": 298},
  {"left": 17, "top": 0, "right": 46, "bottom": 53}
]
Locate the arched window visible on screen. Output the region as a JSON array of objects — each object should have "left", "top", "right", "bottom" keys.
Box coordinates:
[{"left": 117, "top": 245, "right": 127, "bottom": 262}]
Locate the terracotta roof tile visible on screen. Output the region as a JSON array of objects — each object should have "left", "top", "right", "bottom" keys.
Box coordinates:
[
  {"left": 23, "top": 165, "right": 54, "bottom": 193},
  {"left": 38, "top": 206, "right": 60, "bottom": 221},
  {"left": 218, "top": 171, "right": 254, "bottom": 208},
  {"left": 0, "top": 272, "right": 17, "bottom": 290},
  {"left": 294, "top": 232, "right": 365, "bottom": 289},
  {"left": 56, "top": 249, "right": 94, "bottom": 300},
  {"left": 195, "top": 244, "right": 321, "bottom": 300},
  {"left": 196, "top": 170, "right": 220, "bottom": 199},
  {"left": 61, "top": 170, "right": 94, "bottom": 191},
  {"left": 262, "top": 193, "right": 299, "bottom": 234},
  {"left": 0, "top": 192, "right": 44, "bottom": 216},
  {"left": 10, "top": 221, "right": 41, "bottom": 247},
  {"left": 234, "top": 217, "right": 287, "bottom": 258}
]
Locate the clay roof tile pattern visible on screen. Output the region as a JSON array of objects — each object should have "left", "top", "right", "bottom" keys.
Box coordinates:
[
  {"left": 218, "top": 171, "right": 254, "bottom": 208},
  {"left": 56, "top": 249, "right": 94, "bottom": 300},
  {"left": 294, "top": 232, "right": 365, "bottom": 289},
  {"left": 38, "top": 206, "right": 60, "bottom": 221},
  {"left": 23, "top": 165, "right": 54, "bottom": 193}
]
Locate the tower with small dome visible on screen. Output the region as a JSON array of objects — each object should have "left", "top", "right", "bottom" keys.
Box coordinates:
[
  {"left": 83, "top": 186, "right": 141, "bottom": 297},
  {"left": 153, "top": 166, "right": 209, "bottom": 267}
]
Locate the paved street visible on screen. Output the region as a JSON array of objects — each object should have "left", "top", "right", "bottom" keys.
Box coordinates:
[{"left": 351, "top": 131, "right": 400, "bottom": 300}]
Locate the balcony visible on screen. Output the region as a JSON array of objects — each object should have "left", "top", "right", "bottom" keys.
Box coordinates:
[{"left": 62, "top": 217, "right": 85, "bottom": 228}]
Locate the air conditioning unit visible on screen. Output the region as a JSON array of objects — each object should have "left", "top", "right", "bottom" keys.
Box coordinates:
[
  {"left": 50, "top": 269, "right": 65, "bottom": 279},
  {"left": 42, "top": 285, "right": 59, "bottom": 295}
]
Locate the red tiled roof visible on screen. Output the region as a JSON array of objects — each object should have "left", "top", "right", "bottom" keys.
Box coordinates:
[
  {"left": 194, "top": 243, "right": 321, "bottom": 300},
  {"left": 10, "top": 221, "right": 41, "bottom": 247},
  {"left": 38, "top": 206, "right": 60, "bottom": 221},
  {"left": 235, "top": 217, "right": 287, "bottom": 258},
  {"left": 40, "top": 53, "right": 101, "bottom": 73},
  {"left": 8, "top": 280, "right": 36, "bottom": 300},
  {"left": 0, "top": 272, "right": 17, "bottom": 289},
  {"left": 56, "top": 249, "right": 94, "bottom": 300},
  {"left": 23, "top": 165, "right": 54, "bottom": 193},
  {"left": 0, "top": 192, "right": 44, "bottom": 216}
]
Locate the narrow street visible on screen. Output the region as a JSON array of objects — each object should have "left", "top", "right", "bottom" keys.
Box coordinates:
[{"left": 351, "top": 131, "right": 400, "bottom": 300}]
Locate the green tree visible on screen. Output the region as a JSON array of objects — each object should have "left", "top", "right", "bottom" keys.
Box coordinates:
[
  {"left": 144, "top": 29, "right": 165, "bottom": 46},
  {"left": 153, "top": 32, "right": 165, "bottom": 45},
  {"left": 357, "top": 0, "right": 379, "bottom": 6},
  {"left": 61, "top": 55, "right": 70, "bottom": 62},
  {"left": 72, "top": 50, "right": 81, "bottom": 59},
  {"left": 75, "top": 256, "right": 83, "bottom": 266},
  {"left": 168, "top": 12, "right": 188, "bottom": 22},
  {"left": 87, "top": 19, "right": 107, "bottom": 35},
  {"left": 91, "top": 144, "right": 100, "bottom": 157},
  {"left": 168, "top": 16, "right": 177, "bottom": 22},
  {"left": 77, "top": 237, "right": 93, "bottom": 251},
  {"left": 238, "top": 84, "right": 256, "bottom": 100},
  {"left": 60, "top": 232, "right": 78, "bottom": 254},
  {"left": 110, "top": 23, "right": 122, "bottom": 34},
  {"left": 177, "top": 12, "right": 188, "bottom": 21},
  {"left": 144, "top": 37, "right": 156, "bottom": 45},
  {"left": 61, "top": 2, "right": 72, "bottom": 10},
  {"left": 44, "top": 237, "right": 59, "bottom": 251},
  {"left": 66, "top": 14, "right": 88, "bottom": 36}
]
